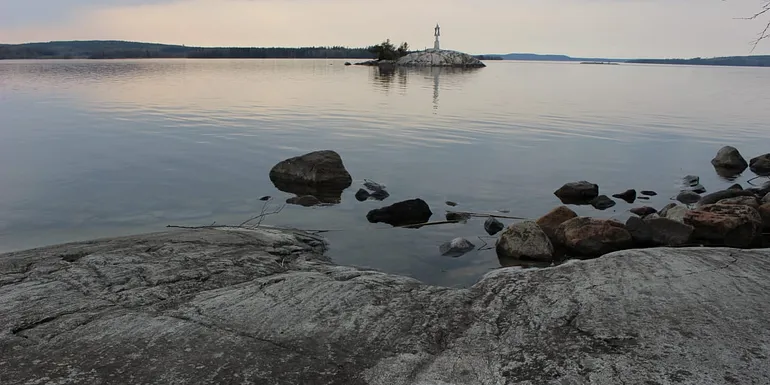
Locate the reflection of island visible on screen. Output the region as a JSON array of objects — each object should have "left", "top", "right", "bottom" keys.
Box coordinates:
[{"left": 370, "top": 66, "right": 482, "bottom": 111}]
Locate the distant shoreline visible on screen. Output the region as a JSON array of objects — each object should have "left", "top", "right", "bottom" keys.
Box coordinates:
[{"left": 2, "top": 40, "right": 770, "bottom": 67}]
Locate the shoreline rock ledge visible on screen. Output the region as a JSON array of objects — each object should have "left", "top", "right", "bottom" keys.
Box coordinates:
[{"left": 2, "top": 228, "right": 770, "bottom": 384}]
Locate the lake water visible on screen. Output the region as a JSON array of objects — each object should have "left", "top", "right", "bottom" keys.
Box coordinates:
[{"left": 1, "top": 59, "right": 769, "bottom": 287}]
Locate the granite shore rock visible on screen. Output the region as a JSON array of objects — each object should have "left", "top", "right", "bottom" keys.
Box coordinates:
[{"left": 2, "top": 228, "right": 769, "bottom": 384}]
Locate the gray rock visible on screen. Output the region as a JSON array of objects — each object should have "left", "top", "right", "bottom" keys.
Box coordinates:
[
  {"left": 484, "top": 217, "right": 505, "bottom": 236},
  {"left": 369, "top": 189, "right": 390, "bottom": 201},
  {"left": 749, "top": 153, "right": 770, "bottom": 175},
  {"left": 366, "top": 199, "right": 432, "bottom": 227},
  {"left": 590, "top": 195, "right": 616, "bottom": 210},
  {"left": 663, "top": 205, "right": 690, "bottom": 223},
  {"left": 658, "top": 203, "right": 679, "bottom": 218},
  {"left": 554, "top": 181, "right": 599, "bottom": 203},
  {"left": 629, "top": 206, "right": 657, "bottom": 217},
  {"left": 2, "top": 229, "right": 770, "bottom": 385},
  {"left": 711, "top": 146, "right": 748, "bottom": 171},
  {"left": 646, "top": 218, "right": 695, "bottom": 246},
  {"left": 717, "top": 196, "right": 760, "bottom": 209},
  {"left": 683, "top": 175, "right": 700, "bottom": 187},
  {"left": 683, "top": 184, "right": 706, "bottom": 194},
  {"left": 612, "top": 189, "right": 636, "bottom": 203},
  {"left": 698, "top": 189, "right": 757, "bottom": 207},
  {"left": 644, "top": 213, "right": 661, "bottom": 220},
  {"left": 363, "top": 179, "right": 387, "bottom": 194},
  {"left": 626, "top": 216, "right": 653, "bottom": 246},
  {"left": 676, "top": 191, "right": 701, "bottom": 205},
  {"left": 439, "top": 237, "right": 476, "bottom": 257},
  {"left": 269, "top": 150, "right": 353, "bottom": 203},
  {"left": 729, "top": 183, "right": 744, "bottom": 191},
  {"left": 764, "top": 192, "right": 770, "bottom": 204},
  {"left": 496, "top": 221, "right": 554, "bottom": 261}
]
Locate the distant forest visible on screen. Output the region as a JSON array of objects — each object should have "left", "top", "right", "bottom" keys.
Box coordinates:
[
  {"left": 0, "top": 41, "right": 374, "bottom": 60},
  {"left": 626, "top": 56, "right": 770, "bottom": 67}
]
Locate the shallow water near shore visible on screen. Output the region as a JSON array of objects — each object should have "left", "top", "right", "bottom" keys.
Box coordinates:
[{"left": 1, "top": 58, "right": 770, "bottom": 287}]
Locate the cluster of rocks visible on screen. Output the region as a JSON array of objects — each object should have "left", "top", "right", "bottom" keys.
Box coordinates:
[
  {"left": 553, "top": 181, "right": 657, "bottom": 210},
  {"left": 493, "top": 179, "right": 770, "bottom": 264}
]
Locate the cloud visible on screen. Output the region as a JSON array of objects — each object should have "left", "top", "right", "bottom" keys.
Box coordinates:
[{"left": 0, "top": 0, "right": 768, "bottom": 57}]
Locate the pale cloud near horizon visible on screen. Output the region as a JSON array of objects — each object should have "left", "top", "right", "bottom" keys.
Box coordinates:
[{"left": 1, "top": 0, "right": 768, "bottom": 57}]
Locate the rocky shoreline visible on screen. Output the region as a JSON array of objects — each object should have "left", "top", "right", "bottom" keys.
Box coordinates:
[
  {"left": 268, "top": 147, "right": 770, "bottom": 267},
  {"left": 2, "top": 227, "right": 769, "bottom": 384}
]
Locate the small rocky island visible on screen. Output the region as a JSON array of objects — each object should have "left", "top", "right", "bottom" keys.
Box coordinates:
[{"left": 356, "top": 24, "right": 486, "bottom": 68}]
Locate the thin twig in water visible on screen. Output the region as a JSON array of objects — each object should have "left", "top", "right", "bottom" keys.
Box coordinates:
[
  {"left": 394, "top": 220, "right": 461, "bottom": 229},
  {"left": 239, "top": 203, "right": 286, "bottom": 227},
  {"left": 747, "top": 176, "right": 770, "bottom": 186},
  {"left": 447, "top": 211, "right": 528, "bottom": 220},
  {"left": 477, "top": 235, "right": 497, "bottom": 251}
]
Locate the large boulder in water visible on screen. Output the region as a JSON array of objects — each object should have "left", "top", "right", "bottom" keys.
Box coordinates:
[
  {"left": 684, "top": 204, "right": 762, "bottom": 248},
  {"left": 495, "top": 221, "right": 554, "bottom": 262},
  {"left": 2, "top": 229, "right": 770, "bottom": 384},
  {"left": 553, "top": 181, "right": 599, "bottom": 203},
  {"left": 711, "top": 146, "right": 748, "bottom": 175},
  {"left": 269, "top": 150, "right": 352, "bottom": 203},
  {"left": 555, "top": 217, "right": 633, "bottom": 257},
  {"left": 366, "top": 199, "right": 432, "bottom": 227},
  {"left": 396, "top": 49, "right": 486, "bottom": 68},
  {"left": 749, "top": 153, "right": 770, "bottom": 176}
]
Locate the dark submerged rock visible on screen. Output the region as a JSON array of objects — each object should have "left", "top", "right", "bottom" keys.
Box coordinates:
[
  {"left": 749, "top": 154, "right": 770, "bottom": 176},
  {"left": 439, "top": 237, "right": 476, "bottom": 257},
  {"left": 711, "top": 146, "right": 748, "bottom": 172},
  {"left": 637, "top": 196, "right": 650, "bottom": 200},
  {"left": 445, "top": 212, "right": 472, "bottom": 223},
  {"left": 484, "top": 217, "right": 505, "bottom": 236},
  {"left": 683, "top": 184, "right": 707, "bottom": 194},
  {"left": 369, "top": 189, "right": 390, "bottom": 201},
  {"left": 683, "top": 175, "right": 700, "bottom": 187},
  {"left": 286, "top": 195, "right": 322, "bottom": 207},
  {"left": 496, "top": 221, "right": 554, "bottom": 262},
  {"left": 554, "top": 181, "right": 599, "bottom": 203},
  {"left": 445, "top": 201, "right": 458, "bottom": 207},
  {"left": 259, "top": 196, "right": 272, "bottom": 201},
  {"left": 355, "top": 189, "right": 371, "bottom": 202},
  {"left": 612, "top": 189, "right": 637, "bottom": 203},
  {"left": 269, "top": 150, "right": 353, "bottom": 204},
  {"left": 590, "top": 195, "right": 616, "bottom": 210},
  {"left": 366, "top": 199, "right": 432, "bottom": 226},
  {"left": 640, "top": 190, "right": 658, "bottom": 197}
]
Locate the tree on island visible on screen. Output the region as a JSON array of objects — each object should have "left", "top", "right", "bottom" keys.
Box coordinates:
[{"left": 367, "top": 39, "right": 410, "bottom": 61}]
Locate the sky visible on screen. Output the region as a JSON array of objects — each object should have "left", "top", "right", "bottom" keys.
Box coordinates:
[{"left": 1, "top": 0, "right": 769, "bottom": 58}]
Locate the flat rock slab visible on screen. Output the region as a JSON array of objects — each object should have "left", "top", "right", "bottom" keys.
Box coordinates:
[{"left": 2, "top": 229, "right": 770, "bottom": 384}]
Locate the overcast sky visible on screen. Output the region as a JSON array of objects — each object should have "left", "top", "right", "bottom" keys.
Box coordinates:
[{"left": 1, "top": 0, "right": 768, "bottom": 57}]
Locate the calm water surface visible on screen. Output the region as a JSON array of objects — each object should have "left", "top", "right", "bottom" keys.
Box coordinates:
[{"left": 1, "top": 59, "right": 769, "bottom": 286}]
